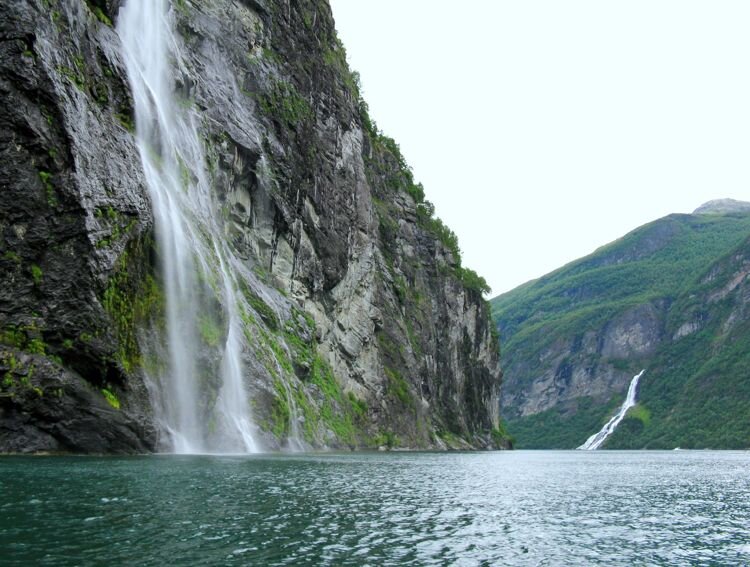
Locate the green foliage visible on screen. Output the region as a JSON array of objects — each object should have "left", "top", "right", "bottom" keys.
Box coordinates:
[
  {"left": 495, "top": 212, "right": 750, "bottom": 449},
  {"left": 283, "top": 312, "right": 315, "bottom": 370},
  {"left": 627, "top": 404, "right": 651, "bottom": 426},
  {"left": 270, "top": 379, "right": 291, "bottom": 437},
  {"left": 101, "top": 388, "right": 120, "bottom": 409},
  {"left": 506, "top": 395, "right": 622, "bottom": 449},
  {"left": 198, "top": 315, "right": 222, "bottom": 348},
  {"left": 311, "top": 354, "right": 341, "bottom": 402},
  {"left": 267, "top": 333, "right": 293, "bottom": 374},
  {"left": 84, "top": 1, "right": 112, "bottom": 26},
  {"left": 1, "top": 326, "right": 47, "bottom": 357},
  {"left": 322, "top": 37, "right": 361, "bottom": 97},
  {"left": 240, "top": 283, "right": 279, "bottom": 332},
  {"left": 365, "top": 110, "right": 492, "bottom": 297},
  {"left": 102, "top": 246, "right": 163, "bottom": 374},
  {"left": 26, "top": 338, "right": 46, "bottom": 355},
  {"left": 457, "top": 267, "right": 491, "bottom": 295},
  {"left": 57, "top": 55, "right": 87, "bottom": 91},
  {"left": 30, "top": 264, "right": 43, "bottom": 286},
  {"left": 305, "top": 354, "right": 367, "bottom": 446},
  {"left": 115, "top": 113, "right": 134, "bottom": 132},
  {"left": 38, "top": 171, "right": 57, "bottom": 207},
  {"left": 258, "top": 80, "right": 313, "bottom": 128},
  {"left": 385, "top": 366, "right": 412, "bottom": 407},
  {"left": 372, "top": 431, "right": 399, "bottom": 449},
  {"left": 490, "top": 420, "right": 514, "bottom": 446},
  {"left": 1, "top": 328, "right": 26, "bottom": 350},
  {"left": 348, "top": 391, "right": 367, "bottom": 418},
  {"left": 3, "top": 251, "right": 21, "bottom": 263}
]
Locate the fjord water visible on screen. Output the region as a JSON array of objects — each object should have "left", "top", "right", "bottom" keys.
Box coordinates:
[
  {"left": 578, "top": 370, "right": 645, "bottom": 450},
  {"left": 117, "top": 0, "right": 258, "bottom": 452},
  {"left": 2, "top": 452, "right": 749, "bottom": 565}
]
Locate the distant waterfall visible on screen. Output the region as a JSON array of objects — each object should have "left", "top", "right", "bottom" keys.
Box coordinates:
[
  {"left": 578, "top": 370, "right": 645, "bottom": 450},
  {"left": 118, "top": 0, "right": 258, "bottom": 453}
]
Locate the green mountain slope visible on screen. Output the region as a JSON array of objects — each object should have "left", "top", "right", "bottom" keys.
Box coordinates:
[{"left": 491, "top": 204, "right": 750, "bottom": 449}]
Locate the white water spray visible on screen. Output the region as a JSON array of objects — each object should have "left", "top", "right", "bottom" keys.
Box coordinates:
[
  {"left": 578, "top": 370, "right": 645, "bottom": 450},
  {"left": 118, "top": 0, "right": 258, "bottom": 453}
]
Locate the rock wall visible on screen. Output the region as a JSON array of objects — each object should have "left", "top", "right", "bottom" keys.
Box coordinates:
[
  {"left": 0, "top": 0, "right": 504, "bottom": 452},
  {"left": 502, "top": 301, "right": 665, "bottom": 419}
]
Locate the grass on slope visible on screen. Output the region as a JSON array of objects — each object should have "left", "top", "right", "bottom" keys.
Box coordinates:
[
  {"left": 493, "top": 214, "right": 750, "bottom": 352},
  {"left": 493, "top": 212, "right": 750, "bottom": 449}
]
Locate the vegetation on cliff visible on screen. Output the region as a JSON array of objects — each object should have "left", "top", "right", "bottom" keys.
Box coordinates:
[
  {"left": 0, "top": 0, "right": 503, "bottom": 452},
  {"left": 492, "top": 208, "right": 750, "bottom": 449}
]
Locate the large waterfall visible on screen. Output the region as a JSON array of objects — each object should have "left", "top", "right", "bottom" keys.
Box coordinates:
[
  {"left": 117, "top": 0, "right": 259, "bottom": 453},
  {"left": 578, "top": 370, "right": 645, "bottom": 450}
]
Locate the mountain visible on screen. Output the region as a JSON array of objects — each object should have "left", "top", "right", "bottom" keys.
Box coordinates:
[
  {"left": 491, "top": 203, "right": 750, "bottom": 449},
  {"left": 0, "top": 0, "right": 506, "bottom": 453},
  {"left": 693, "top": 199, "right": 750, "bottom": 215}
]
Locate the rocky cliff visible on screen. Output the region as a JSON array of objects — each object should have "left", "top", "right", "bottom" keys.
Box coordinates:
[
  {"left": 492, "top": 206, "right": 750, "bottom": 449},
  {"left": 0, "top": 0, "right": 504, "bottom": 453}
]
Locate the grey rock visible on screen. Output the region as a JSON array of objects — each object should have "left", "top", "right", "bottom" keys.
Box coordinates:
[{"left": 0, "top": 0, "right": 502, "bottom": 452}]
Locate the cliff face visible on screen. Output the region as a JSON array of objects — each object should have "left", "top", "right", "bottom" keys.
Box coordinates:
[
  {"left": 492, "top": 209, "right": 750, "bottom": 449},
  {"left": 0, "top": 0, "right": 503, "bottom": 452}
]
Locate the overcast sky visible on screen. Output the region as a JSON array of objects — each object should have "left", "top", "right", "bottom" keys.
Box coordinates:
[{"left": 329, "top": 0, "right": 750, "bottom": 296}]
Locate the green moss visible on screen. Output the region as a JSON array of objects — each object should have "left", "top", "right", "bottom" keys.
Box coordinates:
[
  {"left": 1, "top": 326, "right": 46, "bottom": 356},
  {"left": 311, "top": 354, "right": 341, "bottom": 401},
  {"left": 38, "top": 171, "right": 57, "bottom": 207},
  {"left": 372, "top": 431, "right": 399, "bottom": 449},
  {"left": 282, "top": 309, "right": 316, "bottom": 370},
  {"left": 304, "top": 354, "right": 368, "bottom": 447},
  {"left": 436, "top": 429, "right": 462, "bottom": 446},
  {"left": 321, "top": 37, "right": 361, "bottom": 97},
  {"left": 347, "top": 391, "right": 367, "bottom": 419},
  {"left": 1, "top": 328, "right": 26, "bottom": 349},
  {"left": 102, "top": 244, "right": 163, "bottom": 374},
  {"left": 491, "top": 421, "right": 514, "bottom": 447},
  {"left": 174, "top": 0, "right": 188, "bottom": 14},
  {"left": 239, "top": 282, "right": 279, "bottom": 331},
  {"left": 57, "top": 64, "right": 85, "bottom": 90},
  {"left": 115, "top": 112, "right": 134, "bottom": 133},
  {"left": 385, "top": 366, "right": 412, "bottom": 407},
  {"left": 258, "top": 80, "right": 313, "bottom": 128},
  {"left": 30, "top": 264, "right": 43, "bottom": 286},
  {"left": 283, "top": 330, "right": 313, "bottom": 368},
  {"left": 267, "top": 333, "right": 293, "bottom": 374},
  {"left": 3, "top": 251, "right": 21, "bottom": 263},
  {"left": 92, "top": 7, "right": 112, "bottom": 26},
  {"left": 198, "top": 315, "right": 223, "bottom": 348},
  {"left": 102, "top": 388, "right": 120, "bottom": 409},
  {"left": 270, "top": 379, "right": 291, "bottom": 438},
  {"left": 26, "top": 338, "right": 46, "bottom": 355}
]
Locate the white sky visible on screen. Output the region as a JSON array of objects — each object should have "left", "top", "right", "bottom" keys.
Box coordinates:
[{"left": 329, "top": 1, "right": 750, "bottom": 296}]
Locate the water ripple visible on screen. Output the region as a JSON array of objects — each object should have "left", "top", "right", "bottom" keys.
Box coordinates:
[{"left": 1, "top": 451, "right": 749, "bottom": 565}]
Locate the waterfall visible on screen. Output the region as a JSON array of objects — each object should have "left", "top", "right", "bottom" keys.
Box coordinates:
[
  {"left": 117, "top": 0, "right": 259, "bottom": 453},
  {"left": 578, "top": 370, "right": 645, "bottom": 450},
  {"left": 281, "top": 379, "right": 305, "bottom": 452}
]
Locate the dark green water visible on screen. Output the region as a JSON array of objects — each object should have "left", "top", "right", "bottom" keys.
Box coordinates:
[{"left": 1, "top": 451, "right": 748, "bottom": 565}]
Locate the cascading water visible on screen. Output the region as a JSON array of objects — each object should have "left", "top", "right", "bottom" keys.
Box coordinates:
[
  {"left": 578, "top": 370, "right": 645, "bottom": 450},
  {"left": 117, "top": 0, "right": 258, "bottom": 453}
]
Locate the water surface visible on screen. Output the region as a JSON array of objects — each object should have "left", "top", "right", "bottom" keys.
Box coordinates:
[{"left": 1, "top": 451, "right": 748, "bottom": 565}]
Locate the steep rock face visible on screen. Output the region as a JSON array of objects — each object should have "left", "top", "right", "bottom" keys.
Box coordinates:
[
  {"left": 0, "top": 0, "right": 503, "bottom": 452},
  {"left": 492, "top": 211, "right": 750, "bottom": 449},
  {"left": 503, "top": 301, "right": 665, "bottom": 419}
]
